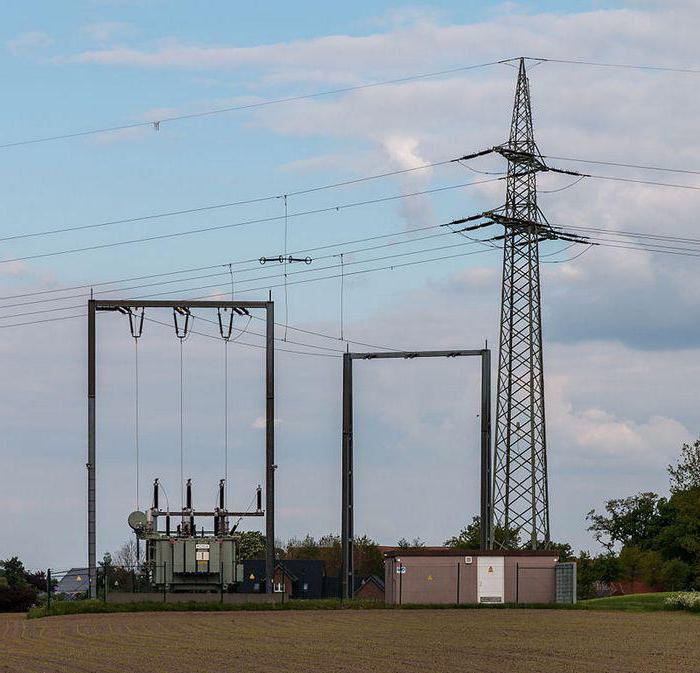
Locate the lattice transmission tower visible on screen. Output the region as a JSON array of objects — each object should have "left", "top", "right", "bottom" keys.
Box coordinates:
[
  {"left": 450, "top": 58, "right": 592, "bottom": 549},
  {"left": 491, "top": 58, "right": 550, "bottom": 549}
]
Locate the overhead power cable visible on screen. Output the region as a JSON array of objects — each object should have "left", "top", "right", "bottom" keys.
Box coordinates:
[
  {"left": 0, "top": 227, "right": 456, "bottom": 310},
  {"left": 0, "top": 245, "right": 499, "bottom": 329},
  {"left": 0, "top": 177, "right": 501, "bottom": 265},
  {"left": 0, "top": 236, "right": 489, "bottom": 320},
  {"left": 0, "top": 59, "right": 510, "bottom": 150},
  {"left": 526, "top": 56, "right": 700, "bottom": 75},
  {"left": 543, "top": 155, "right": 700, "bottom": 177},
  {"left": 0, "top": 158, "right": 457, "bottom": 243}
]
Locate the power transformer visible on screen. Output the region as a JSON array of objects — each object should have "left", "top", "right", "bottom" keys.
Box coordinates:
[{"left": 128, "top": 478, "right": 263, "bottom": 591}]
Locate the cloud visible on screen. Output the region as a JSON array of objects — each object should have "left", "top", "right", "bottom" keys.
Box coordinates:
[
  {"left": 82, "top": 21, "right": 135, "bottom": 43},
  {"left": 6, "top": 31, "right": 53, "bottom": 56}
]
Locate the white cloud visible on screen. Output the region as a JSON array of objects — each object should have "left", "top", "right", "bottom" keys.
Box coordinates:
[
  {"left": 82, "top": 21, "right": 135, "bottom": 43},
  {"left": 6, "top": 31, "right": 53, "bottom": 56}
]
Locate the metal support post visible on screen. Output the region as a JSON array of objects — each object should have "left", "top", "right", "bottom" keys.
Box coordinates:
[
  {"left": 340, "top": 348, "right": 490, "bottom": 597},
  {"left": 87, "top": 300, "right": 97, "bottom": 598},
  {"left": 341, "top": 352, "right": 353, "bottom": 600},
  {"left": 480, "top": 348, "right": 493, "bottom": 549},
  {"left": 265, "top": 301, "right": 275, "bottom": 594}
]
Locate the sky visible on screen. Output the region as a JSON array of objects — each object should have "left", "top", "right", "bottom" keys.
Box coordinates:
[{"left": 1, "top": 0, "right": 699, "bottom": 570}]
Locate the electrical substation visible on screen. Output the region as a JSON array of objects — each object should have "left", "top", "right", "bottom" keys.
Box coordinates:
[{"left": 82, "top": 58, "right": 584, "bottom": 605}]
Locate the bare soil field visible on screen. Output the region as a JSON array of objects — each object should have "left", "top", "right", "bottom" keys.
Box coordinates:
[{"left": 2, "top": 608, "right": 698, "bottom": 673}]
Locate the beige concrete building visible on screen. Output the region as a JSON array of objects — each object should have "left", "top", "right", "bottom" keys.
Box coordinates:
[{"left": 384, "top": 549, "right": 561, "bottom": 605}]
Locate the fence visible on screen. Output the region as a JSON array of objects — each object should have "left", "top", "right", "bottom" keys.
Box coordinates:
[{"left": 45, "top": 564, "right": 284, "bottom": 610}]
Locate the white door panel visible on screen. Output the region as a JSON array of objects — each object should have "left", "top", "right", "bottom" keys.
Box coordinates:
[{"left": 477, "top": 556, "right": 505, "bottom": 603}]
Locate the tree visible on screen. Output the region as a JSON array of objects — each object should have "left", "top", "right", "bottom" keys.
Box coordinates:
[
  {"left": 618, "top": 546, "right": 647, "bottom": 587},
  {"left": 397, "top": 537, "right": 426, "bottom": 549},
  {"left": 237, "top": 531, "right": 266, "bottom": 560},
  {"left": 444, "top": 516, "right": 520, "bottom": 549},
  {"left": 113, "top": 539, "right": 138, "bottom": 568},
  {"left": 0, "top": 558, "right": 28, "bottom": 587},
  {"left": 550, "top": 542, "right": 574, "bottom": 562},
  {"left": 353, "top": 535, "right": 383, "bottom": 577},
  {"left": 660, "top": 558, "right": 691, "bottom": 591},
  {"left": 285, "top": 535, "right": 320, "bottom": 559},
  {"left": 586, "top": 492, "right": 661, "bottom": 551},
  {"left": 668, "top": 438, "right": 700, "bottom": 492}
]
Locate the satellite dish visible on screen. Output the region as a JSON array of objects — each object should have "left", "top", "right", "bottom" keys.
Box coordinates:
[{"left": 128, "top": 510, "right": 148, "bottom": 532}]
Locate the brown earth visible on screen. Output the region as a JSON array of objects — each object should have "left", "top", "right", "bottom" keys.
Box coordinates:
[{"left": 1, "top": 609, "right": 698, "bottom": 673}]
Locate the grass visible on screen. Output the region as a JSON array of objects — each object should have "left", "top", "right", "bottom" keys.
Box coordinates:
[
  {"left": 29, "top": 597, "right": 586, "bottom": 619},
  {"left": 579, "top": 592, "right": 675, "bottom": 612},
  {"left": 29, "top": 591, "right": 695, "bottom": 619}
]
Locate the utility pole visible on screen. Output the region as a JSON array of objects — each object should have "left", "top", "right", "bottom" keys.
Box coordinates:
[{"left": 491, "top": 58, "right": 549, "bottom": 549}]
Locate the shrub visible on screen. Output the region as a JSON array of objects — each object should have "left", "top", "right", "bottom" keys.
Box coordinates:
[
  {"left": 0, "top": 585, "right": 38, "bottom": 612},
  {"left": 664, "top": 591, "right": 700, "bottom": 612},
  {"left": 660, "top": 559, "right": 691, "bottom": 591}
]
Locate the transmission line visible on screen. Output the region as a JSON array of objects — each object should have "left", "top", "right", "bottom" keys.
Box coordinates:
[
  {"left": 0, "top": 59, "right": 509, "bottom": 150},
  {"left": 0, "top": 177, "right": 502, "bottom": 265}
]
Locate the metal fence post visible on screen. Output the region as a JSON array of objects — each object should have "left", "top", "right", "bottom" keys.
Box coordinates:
[
  {"left": 46, "top": 569, "right": 51, "bottom": 613},
  {"left": 516, "top": 563, "right": 519, "bottom": 604},
  {"left": 456, "top": 562, "right": 460, "bottom": 605},
  {"left": 220, "top": 563, "right": 224, "bottom": 604},
  {"left": 163, "top": 563, "right": 167, "bottom": 603}
]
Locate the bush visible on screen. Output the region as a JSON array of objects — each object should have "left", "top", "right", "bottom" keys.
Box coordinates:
[
  {"left": 660, "top": 559, "right": 691, "bottom": 591},
  {"left": 664, "top": 591, "right": 700, "bottom": 612},
  {"left": 0, "top": 585, "right": 38, "bottom": 612}
]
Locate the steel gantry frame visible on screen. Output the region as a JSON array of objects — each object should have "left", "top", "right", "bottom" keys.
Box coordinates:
[
  {"left": 87, "top": 299, "right": 275, "bottom": 597},
  {"left": 340, "top": 348, "right": 492, "bottom": 600}
]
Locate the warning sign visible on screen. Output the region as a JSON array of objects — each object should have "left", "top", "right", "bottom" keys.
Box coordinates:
[
  {"left": 488, "top": 566, "right": 494, "bottom": 573},
  {"left": 427, "top": 575, "right": 433, "bottom": 581}
]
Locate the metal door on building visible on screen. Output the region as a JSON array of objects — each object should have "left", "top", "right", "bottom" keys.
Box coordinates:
[{"left": 477, "top": 557, "right": 504, "bottom": 603}]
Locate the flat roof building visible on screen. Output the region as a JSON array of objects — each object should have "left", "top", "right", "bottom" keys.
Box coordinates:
[{"left": 384, "top": 549, "right": 574, "bottom": 605}]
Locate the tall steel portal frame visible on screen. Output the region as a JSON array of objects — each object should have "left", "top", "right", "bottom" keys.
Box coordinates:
[
  {"left": 87, "top": 299, "right": 275, "bottom": 597},
  {"left": 340, "top": 348, "right": 492, "bottom": 599}
]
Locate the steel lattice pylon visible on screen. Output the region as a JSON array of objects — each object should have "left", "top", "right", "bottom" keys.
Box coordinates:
[{"left": 492, "top": 58, "right": 550, "bottom": 549}]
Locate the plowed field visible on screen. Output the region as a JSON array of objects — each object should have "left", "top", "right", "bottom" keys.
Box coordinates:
[{"left": 2, "top": 608, "right": 698, "bottom": 672}]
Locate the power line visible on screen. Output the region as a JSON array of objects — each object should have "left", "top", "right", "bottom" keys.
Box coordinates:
[
  {"left": 527, "top": 56, "right": 700, "bottom": 75},
  {"left": 0, "top": 59, "right": 510, "bottom": 150},
  {"left": 0, "top": 245, "right": 498, "bottom": 329},
  {"left": 0, "top": 225, "right": 455, "bottom": 309},
  {"left": 0, "top": 236, "right": 487, "bottom": 320},
  {"left": 0, "top": 158, "right": 456, "bottom": 243},
  {"left": 0, "top": 177, "right": 501, "bottom": 265},
  {"left": 543, "top": 155, "right": 700, "bottom": 176}
]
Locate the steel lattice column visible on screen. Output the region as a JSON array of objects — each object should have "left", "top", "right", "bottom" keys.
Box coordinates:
[{"left": 492, "top": 59, "right": 550, "bottom": 549}]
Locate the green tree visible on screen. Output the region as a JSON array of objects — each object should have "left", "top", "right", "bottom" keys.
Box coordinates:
[
  {"left": 354, "top": 535, "right": 383, "bottom": 577},
  {"left": 285, "top": 535, "right": 320, "bottom": 559},
  {"left": 237, "top": 531, "right": 266, "bottom": 560},
  {"left": 397, "top": 537, "right": 426, "bottom": 549},
  {"left": 0, "top": 557, "right": 28, "bottom": 587},
  {"left": 660, "top": 558, "right": 691, "bottom": 591},
  {"left": 550, "top": 542, "right": 574, "bottom": 562},
  {"left": 586, "top": 492, "right": 661, "bottom": 551},
  {"left": 444, "top": 516, "right": 520, "bottom": 549},
  {"left": 668, "top": 438, "right": 700, "bottom": 492},
  {"left": 618, "top": 546, "right": 647, "bottom": 586}
]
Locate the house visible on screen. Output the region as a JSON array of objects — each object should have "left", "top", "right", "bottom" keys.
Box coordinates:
[
  {"left": 55, "top": 568, "right": 90, "bottom": 598},
  {"left": 239, "top": 559, "right": 325, "bottom": 598},
  {"left": 354, "top": 574, "right": 385, "bottom": 600}
]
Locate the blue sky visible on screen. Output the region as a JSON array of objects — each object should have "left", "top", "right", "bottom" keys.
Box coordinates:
[{"left": 1, "top": 0, "right": 699, "bottom": 569}]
